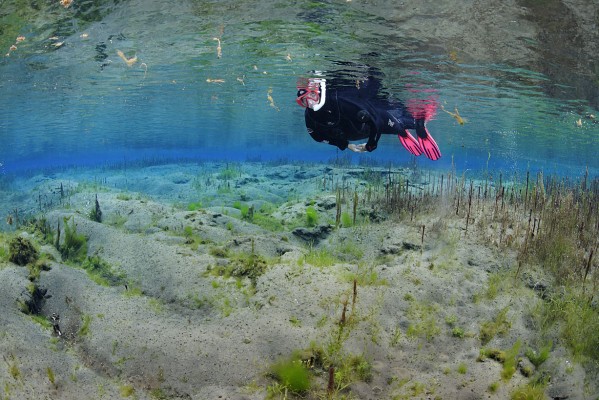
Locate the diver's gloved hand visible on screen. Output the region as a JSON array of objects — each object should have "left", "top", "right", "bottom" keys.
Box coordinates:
[{"left": 348, "top": 143, "right": 367, "bottom": 153}]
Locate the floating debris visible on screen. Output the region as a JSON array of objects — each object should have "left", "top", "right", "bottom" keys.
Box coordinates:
[
  {"left": 16, "top": 36, "right": 25, "bottom": 43},
  {"left": 576, "top": 118, "right": 582, "bottom": 127},
  {"left": 213, "top": 37, "right": 222, "bottom": 58},
  {"left": 267, "top": 88, "right": 279, "bottom": 111},
  {"left": 206, "top": 78, "right": 225, "bottom": 83},
  {"left": 80, "top": 33, "right": 89, "bottom": 39},
  {"left": 60, "top": 0, "right": 73, "bottom": 8},
  {"left": 237, "top": 76, "right": 245, "bottom": 86},
  {"left": 285, "top": 53, "right": 292, "bottom": 62},
  {"left": 441, "top": 105, "right": 467, "bottom": 125},
  {"left": 116, "top": 49, "right": 137, "bottom": 67}
]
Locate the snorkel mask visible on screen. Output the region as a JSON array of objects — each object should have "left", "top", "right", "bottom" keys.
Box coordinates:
[{"left": 296, "top": 78, "right": 326, "bottom": 111}]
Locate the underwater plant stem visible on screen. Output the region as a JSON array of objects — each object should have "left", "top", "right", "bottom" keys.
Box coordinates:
[
  {"left": 583, "top": 243, "right": 597, "bottom": 291},
  {"left": 351, "top": 279, "right": 357, "bottom": 314},
  {"left": 327, "top": 366, "right": 335, "bottom": 396},
  {"left": 466, "top": 182, "right": 473, "bottom": 235}
]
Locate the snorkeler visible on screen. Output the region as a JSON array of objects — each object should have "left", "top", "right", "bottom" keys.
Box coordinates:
[{"left": 296, "top": 76, "right": 441, "bottom": 160}]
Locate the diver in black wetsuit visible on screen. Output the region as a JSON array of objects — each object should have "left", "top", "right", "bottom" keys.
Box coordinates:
[{"left": 296, "top": 75, "right": 441, "bottom": 160}]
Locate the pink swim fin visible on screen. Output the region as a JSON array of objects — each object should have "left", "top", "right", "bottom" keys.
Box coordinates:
[
  {"left": 417, "top": 128, "right": 441, "bottom": 160},
  {"left": 398, "top": 130, "right": 423, "bottom": 156}
]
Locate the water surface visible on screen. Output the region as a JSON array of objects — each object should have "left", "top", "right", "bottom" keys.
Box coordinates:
[{"left": 0, "top": 0, "right": 598, "bottom": 176}]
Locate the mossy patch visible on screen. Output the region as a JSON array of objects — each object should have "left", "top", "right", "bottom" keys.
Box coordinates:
[{"left": 8, "top": 236, "right": 38, "bottom": 266}]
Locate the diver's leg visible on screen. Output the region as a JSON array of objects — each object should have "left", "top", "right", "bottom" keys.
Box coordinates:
[{"left": 387, "top": 110, "right": 423, "bottom": 157}]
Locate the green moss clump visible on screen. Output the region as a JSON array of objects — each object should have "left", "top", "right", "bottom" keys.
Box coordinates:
[
  {"left": 8, "top": 236, "right": 38, "bottom": 266},
  {"left": 478, "top": 348, "right": 506, "bottom": 363},
  {"left": 341, "top": 211, "right": 353, "bottom": 227},
  {"left": 271, "top": 359, "right": 310, "bottom": 393},
  {"left": 187, "top": 201, "right": 203, "bottom": 211},
  {"left": 510, "top": 383, "right": 547, "bottom": 400},
  {"left": 60, "top": 217, "right": 87, "bottom": 262},
  {"left": 305, "top": 206, "right": 318, "bottom": 227},
  {"left": 206, "top": 251, "right": 270, "bottom": 287}
]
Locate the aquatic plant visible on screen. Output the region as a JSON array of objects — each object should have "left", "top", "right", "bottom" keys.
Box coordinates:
[
  {"left": 341, "top": 211, "right": 352, "bottom": 227},
  {"left": 301, "top": 247, "right": 338, "bottom": 268},
  {"left": 28, "top": 217, "right": 54, "bottom": 245},
  {"left": 46, "top": 366, "right": 56, "bottom": 388},
  {"left": 187, "top": 201, "right": 203, "bottom": 211},
  {"left": 452, "top": 326, "right": 465, "bottom": 338},
  {"left": 60, "top": 217, "right": 87, "bottom": 262},
  {"left": 28, "top": 254, "right": 52, "bottom": 281},
  {"left": 218, "top": 164, "right": 239, "bottom": 181},
  {"left": 252, "top": 212, "right": 284, "bottom": 231},
  {"left": 270, "top": 358, "right": 311, "bottom": 394},
  {"left": 305, "top": 206, "right": 318, "bottom": 227},
  {"left": 510, "top": 383, "right": 547, "bottom": 400},
  {"left": 119, "top": 384, "right": 135, "bottom": 397},
  {"left": 501, "top": 340, "right": 521, "bottom": 380},
  {"left": 8, "top": 236, "right": 38, "bottom": 266},
  {"left": 405, "top": 300, "right": 441, "bottom": 341},
  {"left": 183, "top": 225, "right": 193, "bottom": 243},
  {"left": 81, "top": 255, "right": 127, "bottom": 287},
  {"left": 5, "top": 354, "right": 21, "bottom": 381},
  {"left": 535, "top": 292, "right": 599, "bottom": 362},
  {"left": 205, "top": 247, "right": 272, "bottom": 288},
  {"left": 525, "top": 341, "right": 552, "bottom": 368},
  {"left": 78, "top": 314, "right": 92, "bottom": 337},
  {"left": 88, "top": 194, "right": 102, "bottom": 223},
  {"left": 479, "top": 307, "right": 511, "bottom": 345},
  {"left": 488, "top": 381, "right": 500, "bottom": 393}
]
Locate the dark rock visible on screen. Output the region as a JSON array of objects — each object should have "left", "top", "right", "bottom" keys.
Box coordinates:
[
  {"left": 380, "top": 245, "right": 401, "bottom": 255},
  {"left": 315, "top": 196, "right": 336, "bottom": 210},
  {"left": 292, "top": 224, "right": 332, "bottom": 244},
  {"left": 294, "top": 169, "right": 318, "bottom": 180},
  {"left": 238, "top": 177, "right": 259, "bottom": 185},
  {"left": 402, "top": 241, "right": 421, "bottom": 251}
]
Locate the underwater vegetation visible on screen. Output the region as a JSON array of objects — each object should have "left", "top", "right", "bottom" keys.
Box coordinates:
[
  {"left": 266, "top": 279, "right": 374, "bottom": 398},
  {"left": 373, "top": 168, "right": 599, "bottom": 363},
  {"left": 58, "top": 217, "right": 87, "bottom": 263},
  {"left": 88, "top": 194, "right": 102, "bottom": 223},
  {"left": 8, "top": 236, "right": 38, "bottom": 266}
]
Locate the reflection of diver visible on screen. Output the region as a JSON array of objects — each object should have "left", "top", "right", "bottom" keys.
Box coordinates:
[{"left": 296, "top": 76, "right": 441, "bottom": 160}]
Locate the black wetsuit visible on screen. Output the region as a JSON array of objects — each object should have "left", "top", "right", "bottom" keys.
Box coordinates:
[{"left": 304, "top": 80, "right": 423, "bottom": 152}]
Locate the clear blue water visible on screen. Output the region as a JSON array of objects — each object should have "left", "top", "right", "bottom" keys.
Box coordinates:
[{"left": 1, "top": 0, "right": 598, "bottom": 178}]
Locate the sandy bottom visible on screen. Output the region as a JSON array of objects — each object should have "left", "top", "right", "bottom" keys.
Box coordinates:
[{"left": 0, "top": 161, "right": 596, "bottom": 399}]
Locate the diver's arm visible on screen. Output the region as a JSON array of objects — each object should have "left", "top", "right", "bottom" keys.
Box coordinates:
[{"left": 357, "top": 109, "right": 380, "bottom": 152}]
